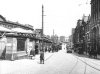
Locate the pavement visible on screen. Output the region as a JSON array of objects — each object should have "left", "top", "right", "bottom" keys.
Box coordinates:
[
  {"left": 72, "top": 50, "right": 100, "bottom": 73},
  {"left": 0, "top": 52, "right": 54, "bottom": 74},
  {"left": 73, "top": 50, "right": 100, "bottom": 60},
  {"left": 1, "top": 49, "right": 100, "bottom": 74}
]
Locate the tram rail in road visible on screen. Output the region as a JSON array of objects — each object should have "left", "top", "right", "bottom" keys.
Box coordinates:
[{"left": 73, "top": 55, "right": 100, "bottom": 72}]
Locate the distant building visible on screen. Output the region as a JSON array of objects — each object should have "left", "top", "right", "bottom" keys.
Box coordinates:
[
  {"left": 73, "top": 15, "right": 90, "bottom": 54},
  {"left": 72, "top": 28, "right": 75, "bottom": 35},
  {"left": 68, "top": 35, "right": 73, "bottom": 48},
  {"left": 71, "top": 28, "right": 75, "bottom": 46},
  {"left": 60, "top": 36, "right": 65, "bottom": 42},
  {"left": 51, "top": 34, "right": 59, "bottom": 44},
  {"left": 61, "top": 42, "right": 67, "bottom": 51},
  {"left": 46, "top": 35, "right": 51, "bottom": 39}
]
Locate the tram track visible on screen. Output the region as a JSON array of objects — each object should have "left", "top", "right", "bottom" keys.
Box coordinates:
[
  {"left": 65, "top": 51, "right": 100, "bottom": 74},
  {"left": 69, "top": 56, "right": 79, "bottom": 74},
  {"left": 83, "top": 58, "right": 87, "bottom": 74},
  {"left": 68, "top": 54, "right": 87, "bottom": 74},
  {"left": 84, "top": 58, "right": 100, "bottom": 67},
  {"left": 74, "top": 55, "right": 100, "bottom": 72},
  {"left": 74, "top": 56, "right": 87, "bottom": 74}
]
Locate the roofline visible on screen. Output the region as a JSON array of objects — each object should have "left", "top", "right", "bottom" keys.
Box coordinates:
[{"left": 0, "top": 21, "right": 34, "bottom": 30}]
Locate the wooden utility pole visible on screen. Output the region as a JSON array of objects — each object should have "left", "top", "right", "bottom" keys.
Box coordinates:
[
  {"left": 42, "top": 5, "right": 44, "bottom": 36},
  {"left": 42, "top": 5, "right": 44, "bottom": 52},
  {"left": 53, "top": 29, "right": 55, "bottom": 43},
  {"left": 40, "top": 5, "right": 45, "bottom": 64}
]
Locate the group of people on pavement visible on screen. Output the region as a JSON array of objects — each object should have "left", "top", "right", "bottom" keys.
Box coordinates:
[
  {"left": 88, "top": 46, "right": 98, "bottom": 59},
  {"left": 74, "top": 45, "right": 98, "bottom": 59},
  {"left": 29, "top": 44, "right": 62, "bottom": 64}
]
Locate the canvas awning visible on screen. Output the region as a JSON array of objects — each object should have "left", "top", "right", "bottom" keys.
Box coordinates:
[
  {"left": 11, "top": 28, "right": 33, "bottom": 34},
  {"left": 27, "top": 30, "right": 34, "bottom": 34},
  {"left": 0, "top": 26, "right": 12, "bottom": 32}
]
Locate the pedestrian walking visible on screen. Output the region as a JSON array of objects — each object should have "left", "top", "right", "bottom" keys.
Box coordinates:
[
  {"left": 40, "top": 50, "right": 44, "bottom": 64},
  {"left": 30, "top": 49, "right": 35, "bottom": 59}
]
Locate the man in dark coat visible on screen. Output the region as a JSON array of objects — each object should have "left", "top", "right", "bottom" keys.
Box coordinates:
[{"left": 40, "top": 50, "right": 44, "bottom": 64}]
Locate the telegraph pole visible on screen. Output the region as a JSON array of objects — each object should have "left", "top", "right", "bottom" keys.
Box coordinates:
[
  {"left": 42, "top": 5, "right": 44, "bottom": 52},
  {"left": 40, "top": 4, "right": 44, "bottom": 64},
  {"left": 53, "top": 29, "right": 54, "bottom": 41},
  {"left": 42, "top": 5, "right": 46, "bottom": 51},
  {"left": 42, "top": 5, "right": 44, "bottom": 37}
]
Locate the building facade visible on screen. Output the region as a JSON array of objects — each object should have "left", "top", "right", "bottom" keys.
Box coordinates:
[
  {"left": 0, "top": 15, "right": 37, "bottom": 60},
  {"left": 59, "top": 36, "right": 65, "bottom": 42},
  {"left": 73, "top": 15, "right": 89, "bottom": 54},
  {"left": 73, "top": 0, "right": 100, "bottom": 54},
  {"left": 90, "top": 0, "right": 100, "bottom": 54},
  {"left": 0, "top": 15, "right": 53, "bottom": 60}
]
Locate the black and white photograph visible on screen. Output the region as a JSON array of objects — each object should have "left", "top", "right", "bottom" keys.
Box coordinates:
[{"left": 1, "top": 0, "right": 100, "bottom": 74}]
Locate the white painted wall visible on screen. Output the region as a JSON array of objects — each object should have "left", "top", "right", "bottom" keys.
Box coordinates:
[{"left": 61, "top": 43, "right": 67, "bottom": 51}]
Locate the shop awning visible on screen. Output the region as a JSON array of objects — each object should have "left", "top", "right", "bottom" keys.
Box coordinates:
[
  {"left": 27, "top": 30, "right": 34, "bottom": 34},
  {"left": 11, "top": 28, "right": 33, "bottom": 34},
  {"left": 0, "top": 26, "right": 12, "bottom": 32}
]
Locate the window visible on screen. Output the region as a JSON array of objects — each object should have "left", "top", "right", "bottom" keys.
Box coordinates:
[{"left": 17, "top": 38, "right": 26, "bottom": 51}]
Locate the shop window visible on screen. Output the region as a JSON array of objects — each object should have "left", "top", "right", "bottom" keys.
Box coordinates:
[
  {"left": 17, "top": 38, "right": 26, "bottom": 51},
  {"left": 7, "top": 37, "right": 12, "bottom": 43}
]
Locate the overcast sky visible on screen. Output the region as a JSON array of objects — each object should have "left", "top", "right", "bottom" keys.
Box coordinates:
[{"left": 0, "top": 0, "right": 91, "bottom": 37}]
